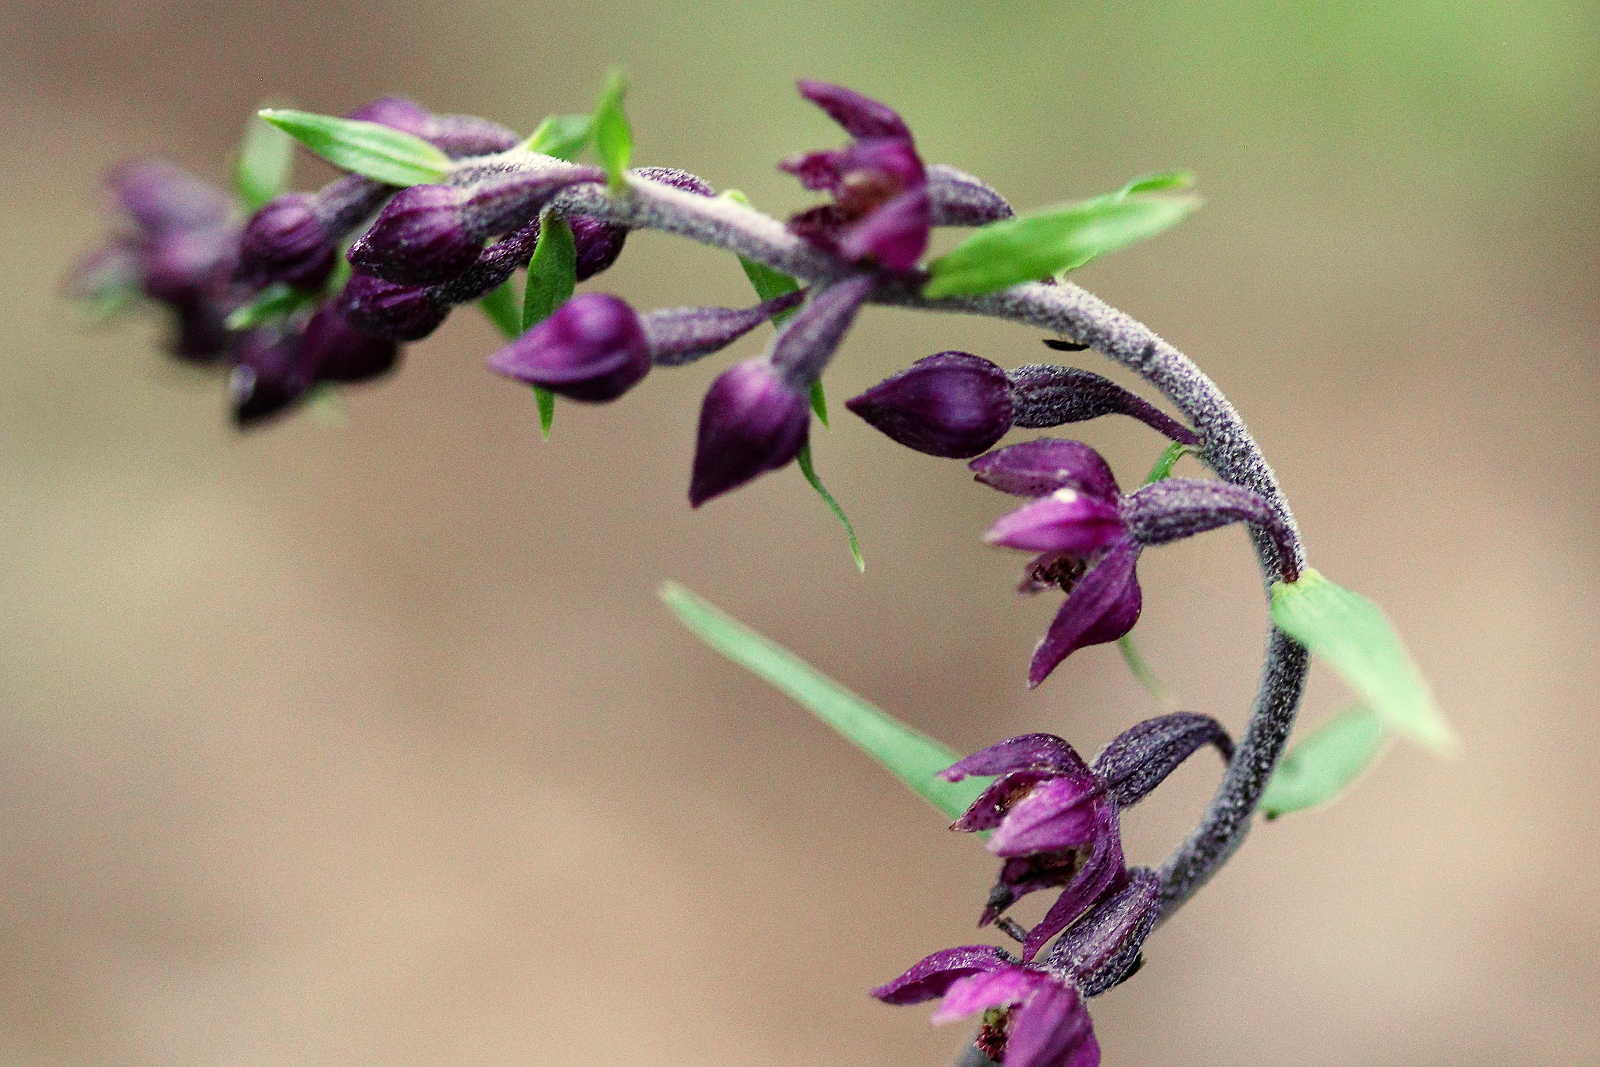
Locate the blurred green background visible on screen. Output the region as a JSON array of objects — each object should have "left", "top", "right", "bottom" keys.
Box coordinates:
[{"left": 2, "top": 1, "right": 1597, "bottom": 1064}]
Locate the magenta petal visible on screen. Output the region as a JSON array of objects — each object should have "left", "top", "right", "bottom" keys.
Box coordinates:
[
  {"left": 837, "top": 186, "right": 930, "bottom": 270},
  {"left": 840, "top": 137, "right": 927, "bottom": 190},
  {"left": 939, "top": 734, "right": 1087, "bottom": 782},
  {"left": 1007, "top": 981, "right": 1099, "bottom": 1067},
  {"left": 930, "top": 966, "right": 1048, "bottom": 1024},
  {"left": 1028, "top": 539, "right": 1142, "bottom": 689},
  {"left": 870, "top": 945, "right": 1005, "bottom": 1005},
  {"left": 987, "top": 776, "right": 1100, "bottom": 858},
  {"left": 778, "top": 150, "right": 846, "bottom": 192},
  {"left": 969, "top": 439, "right": 1122, "bottom": 501},
  {"left": 985, "top": 490, "right": 1126, "bottom": 555},
  {"left": 1021, "top": 810, "right": 1126, "bottom": 960},
  {"left": 795, "top": 80, "right": 912, "bottom": 140},
  {"left": 950, "top": 769, "right": 1054, "bottom": 832}
]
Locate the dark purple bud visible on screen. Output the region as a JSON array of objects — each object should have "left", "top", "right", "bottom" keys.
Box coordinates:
[
  {"left": 1009, "top": 364, "right": 1198, "bottom": 445},
  {"left": 768, "top": 272, "right": 876, "bottom": 387},
  {"left": 344, "top": 96, "right": 432, "bottom": 135},
  {"left": 346, "top": 184, "right": 480, "bottom": 285},
  {"left": 487, "top": 293, "right": 651, "bottom": 402},
  {"left": 301, "top": 305, "right": 400, "bottom": 383},
  {"left": 344, "top": 98, "right": 519, "bottom": 157},
  {"left": 457, "top": 165, "right": 606, "bottom": 238},
  {"left": 689, "top": 359, "right": 812, "bottom": 507},
  {"left": 641, "top": 291, "right": 805, "bottom": 367},
  {"left": 969, "top": 439, "right": 1121, "bottom": 502},
  {"left": 1047, "top": 868, "right": 1159, "bottom": 997},
  {"left": 983, "top": 491, "right": 1125, "bottom": 555},
  {"left": 337, "top": 274, "right": 450, "bottom": 341},
  {"left": 926, "top": 164, "right": 1015, "bottom": 226},
  {"left": 140, "top": 225, "right": 237, "bottom": 305},
  {"left": 838, "top": 184, "right": 930, "bottom": 270},
  {"left": 846, "top": 351, "right": 1013, "bottom": 458},
  {"left": 1030, "top": 538, "right": 1142, "bottom": 689},
  {"left": 795, "top": 80, "right": 912, "bottom": 140},
  {"left": 1090, "top": 713, "right": 1233, "bottom": 810},
  {"left": 1120, "top": 478, "right": 1298, "bottom": 580},
  {"left": 236, "top": 193, "right": 337, "bottom": 288},
  {"left": 229, "top": 330, "right": 317, "bottom": 427},
  {"left": 567, "top": 215, "right": 627, "bottom": 281},
  {"left": 107, "top": 159, "right": 232, "bottom": 234},
  {"left": 169, "top": 300, "right": 233, "bottom": 363}
]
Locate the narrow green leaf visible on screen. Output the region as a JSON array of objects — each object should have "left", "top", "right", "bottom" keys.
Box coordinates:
[
  {"left": 1118, "top": 635, "right": 1176, "bottom": 710},
  {"left": 233, "top": 111, "right": 294, "bottom": 210},
  {"left": 1271, "top": 569, "right": 1457, "bottom": 756},
  {"left": 592, "top": 69, "right": 632, "bottom": 191},
  {"left": 479, "top": 280, "right": 523, "bottom": 339},
  {"left": 658, "top": 582, "right": 985, "bottom": 817},
  {"left": 520, "top": 114, "right": 593, "bottom": 161},
  {"left": 808, "top": 379, "right": 830, "bottom": 427},
  {"left": 796, "top": 443, "right": 864, "bottom": 571},
  {"left": 535, "top": 388, "right": 556, "bottom": 439},
  {"left": 523, "top": 212, "right": 577, "bottom": 331},
  {"left": 1143, "top": 442, "right": 1197, "bottom": 484},
  {"left": 258, "top": 108, "right": 452, "bottom": 187},
  {"left": 1260, "top": 705, "right": 1388, "bottom": 819},
  {"left": 225, "top": 282, "right": 314, "bottom": 330},
  {"left": 924, "top": 192, "right": 1201, "bottom": 300},
  {"left": 1118, "top": 171, "right": 1196, "bottom": 197}
]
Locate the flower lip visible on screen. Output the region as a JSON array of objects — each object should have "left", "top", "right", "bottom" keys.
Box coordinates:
[
  {"left": 983, "top": 489, "right": 1126, "bottom": 555},
  {"left": 986, "top": 775, "right": 1105, "bottom": 859}
]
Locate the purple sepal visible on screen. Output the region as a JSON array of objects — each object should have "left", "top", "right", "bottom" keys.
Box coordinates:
[
  {"left": 1121, "top": 478, "right": 1298, "bottom": 580},
  {"left": 837, "top": 184, "right": 930, "bottom": 270},
  {"left": 1029, "top": 538, "right": 1142, "bottom": 689},
  {"left": 846, "top": 352, "right": 1014, "bottom": 458},
  {"left": 337, "top": 274, "right": 449, "bottom": 341},
  {"left": 969, "top": 440, "right": 1121, "bottom": 502},
  {"left": 778, "top": 150, "right": 845, "bottom": 191},
  {"left": 301, "top": 306, "right": 400, "bottom": 383},
  {"left": 568, "top": 215, "right": 628, "bottom": 281},
  {"left": 926, "top": 164, "right": 1015, "bottom": 226},
  {"left": 1090, "top": 713, "right": 1234, "bottom": 810},
  {"left": 941, "top": 733, "right": 1088, "bottom": 783},
  {"left": 689, "top": 359, "right": 812, "bottom": 506},
  {"left": 1047, "top": 868, "right": 1159, "bottom": 997},
  {"left": 1008, "top": 365, "right": 1199, "bottom": 445},
  {"left": 768, "top": 272, "right": 876, "bottom": 387},
  {"left": 107, "top": 159, "right": 232, "bottom": 234},
  {"left": 984, "top": 490, "right": 1126, "bottom": 555},
  {"left": 641, "top": 291, "right": 806, "bottom": 367},
  {"left": 1020, "top": 807, "right": 1125, "bottom": 959},
  {"left": 950, "top": 769, "right": 1058, "bottom": 833},
  {"left": 229, "top": 331, "right": 317, "bottom": 427},
  {"left": 235, "top": 193, "right": 337, "bottom": 288},
  {"left": 346, "top": 185, "right": 479, "bottom": 285},
  {"left": 796, "top": 80, "right": 912, "bottom": 140},
  {"left": 987, "top": 776, "right": 1102, "bottom": 859},
  {"left": 487, "top": 293, "right": 651, "bottom": 402},
  {"left": 869, "top": 945, "right": 1005, "bottom": 1005}
]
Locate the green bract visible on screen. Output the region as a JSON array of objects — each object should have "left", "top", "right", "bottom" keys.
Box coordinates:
[
  {"left": 1143, "top": 441, "right": 1198, "bottom": 484},
  {"left": 659, "top": 582, "right": 985, "bottom": 819},
  {"left": 1260, "top": 705, "right": 1388, "bottom": 818},
  {"left": 522, "top": 211, "right": 577, "bottom": 438},
  {"left": 225, "top": 282, "right": 314, "bottom": 331},
  {"left": 1271, "top": 569, "right": 1457, "bottom": 756},
  {"left": 796, "top": 443, "right": 863, "bottom": 572},
  {"left": 923, "top": 177, "right": 1200, "bottom": 300},
  {"left": 258, "top": 109, "right": 452, "bottom": 187},
  {"left": 478, "top": 281, "right": 523, "bottom": 339},
  {"left": 233, "top": 112, "right": 294, "bottom": 211},
  {"left": 520, "top": 114, "right": 594, "bottom": 161},
  {"left": 592, "top": 70, "right": 633, "bottom": 191}
]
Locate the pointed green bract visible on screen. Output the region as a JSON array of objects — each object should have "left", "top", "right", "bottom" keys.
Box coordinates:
[
  {"left": 523, "top": 212, "right": 577, "bottom": 331},
  {"left": 1143, "top": 442, "right": 1198, "bottom": 484},
  {"left": 535, "top": 388, "right": 556, "bottom": 439},
  {"left": 1271, "top": 569, "right": 1457, "bottom": 756},
  {"left": 520, "top": 114, "right": 593, "bottom": 161},
  {"left": 1260, "top": 705, "right": 1388, "bottom": 819},
  {"left": 592, "top": 70, "right": 633, "bottom": 191},
  {"left": 808, "top": 379, "right": 830, "bottom": 427},
  {"left": 479, "top": 279, "right": 523, "bottom": 339},
  {"left": 258, "top": 108, "right": 452, "bottom": 187},
  {"left": 225, "top": 282, "right": 314, "bottom": 331},
  {"left": 234, "top": 111, "right": 294, "bottom": 210},
  {"left": 796, "top": 443, "right": 863, "bottom": 571},
  {"left": 658, "top": 582, "right": 987, "bottom": 818},
  {"left": 924, "top": 186, "right": 1201, "bottom": 300},
  {"left": 722, "top": 189, "right": 805, "bottom": 325},
  {"left": 1118, "top": 635, "right": 1175, "bottom": 709}
]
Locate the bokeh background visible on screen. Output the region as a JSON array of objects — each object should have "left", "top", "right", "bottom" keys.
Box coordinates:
[{"left": 3, "top": 1, "right": 1597, "bottom": 1064}]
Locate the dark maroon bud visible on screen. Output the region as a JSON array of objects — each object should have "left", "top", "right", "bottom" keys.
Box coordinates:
[
  {"left": 847, "top": 352, "right": 1013, "bottom": 458},
  {"left": 337, "top": 274, "right": 450, "bottom": 341},
  {"left": 926, "top": 164, "right": 1015, "bottom": 226},
  {"left": 487, "top": 293, "right": 650, "bottom": 402},
  {"left": 107, "top": 159, "right": 232, "bottom": 234},
  {"left": 168, "top": 301, "right": 233, "bottom": 363},
  {"left": 689, "top": 359, "right": 812, "bottom": 507},
  {"left": 1008, "top": 364, "right": 1198, "bottom": 445},
  {"left": 345, "top": 185, "right": 480, "bottom": 285},
  {"left": 424, "top": 114, "right": 520, "bottom": 157},
  {"left": 568, "top": 215, "right": 627, "bottom": 281},
  {"left": 459, "top": 166, "right": 607, "bottom": 238},
  {"left": 140, "top": 225, "right": 237, "bottom": 305},
  {"left": 344, "top": 96, "right": 432, "bottom": 135},
  {"left": 1090, "top": 713, "right": 1233, "bottom": 810},
  {"left": 236, "top": 193, "right": 337, "bottom": 288},
  {"left": 229, "top": 330, "right": 317, "bottom": 427},
  {"left": 301, "top": 305, "right": 400, "bottom": 383}
]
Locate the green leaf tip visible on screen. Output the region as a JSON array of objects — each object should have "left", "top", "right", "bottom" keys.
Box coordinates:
[
  {"left": 808, "top": 379, "right": 830, "bottom": 427},
  {"left": 657, "top": 581, "right": 987, "bottom": 819},
  {"left": 1143, "top": 442, "right": 1197, "bottom": 485},
  {"left": 523, "top": 211, "right": 577, "bottom": 332},
  {"left": 592, "top": 69, "right": 633, "bottom": 191},
  {"left": 233, "top": 109, "right": 294, "bottom": 210},
  {"left": 923, "top": 180, "right": 1201, "bottom": 300},
  {"left": 796, "top": 443, "right": 863, "bottom": 571},
  {"left": 1271, "top": 569, "right": 1457, "bottom": 757},
  {"left": 258, "top": 108, "right": 451, "bottom": 187},
  {"left": 225, "top": 282, "right": 314, "bottom": 331},
  {"left": 478, "top": 280, "right": 523, "bottom": 340},
  {"left": 1260, "top": 705, "right": 1388, "bottom": 819},
  {"left": 520, "top": 114, "right": 594, "bottom": 161},
  {"left": 535, "top": 387, "right": 556, "bottom": 439}
]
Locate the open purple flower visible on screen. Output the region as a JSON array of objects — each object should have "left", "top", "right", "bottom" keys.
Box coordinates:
[{"left": 780, "top": 81, "right": 930, "bottom": 271}]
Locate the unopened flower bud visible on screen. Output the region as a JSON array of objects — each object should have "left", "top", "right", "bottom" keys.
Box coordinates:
[
  {"left": 301, "top": 306, "right": 400, "bottom": 383},
  {"left": 336, "top": 274, "right": 450, "bottom": 341},
  {"left": 487, "top": 293, "right": 650, "bottom": 402},
  {"left": 568, "top": 215, "right": 627, "bottom": 281},
  {"left": 344, "top": 96, "right": 432, "bottom": 134},
  {"left": 689, "top": 359, "right": 811, "bottom": 507},
  {"left": 236, "top": 193, "right": 337, "bottom": 288},
  {"left": 345, "top": 184, "right": 479, "bottom": 285},
  {"left": 846, "top": 351, "right": 1013, "bottom": 458},
  {"left": 107, "top": 159, "right": 232, "bottom": 234},
  {"left": 229, "top": 331, "right": 316, "bottom": 428}
]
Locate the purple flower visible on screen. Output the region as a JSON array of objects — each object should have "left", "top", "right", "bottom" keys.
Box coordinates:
[
  {"left": 488, "top": 293, "right": 651, "bottom": 402},
  {"left": 971, "top": 439, "right": 1294, "bottom": 687},
  {"left": 689, "top": 359, "right": 811, "bottom": 507},
  {"left": 872, "top": 948, "right": 1100, "bottom": 1067},
  {"left": 780, "top": 81, "right": 930, "bottom": 271}
]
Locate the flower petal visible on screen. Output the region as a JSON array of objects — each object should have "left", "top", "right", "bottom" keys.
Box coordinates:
[
  {"left": 1005, "top": 979, "right": 1099, "bottom": 1067},
  {"left": 795, "top": 80, "right": 913, "bottom": 140},
  {"left": 985, "top": 489, "right": 1126, "bottom": 555},
  {"left": 987, "top": 776, "right": 1101, "bottom": 858},
  {"left": 970, "top": 439, "right": 1121, "bottom": 501},
  {"left": 1020, "top": 807, "right": 1126, "bottom": 959},
  {"left": 870, "top": 945, "right": 1005, "bottom": 1005},
  {"left": 939, "top": 734, "right": 1088, "bottom": 782},
  {"left": 1028, "top": 539, "right": 1142, "bottom": 689},
  {"left": 778, "top": 149, "right": 846, "bottom": 192},
  {"left": 950, "top": 769, "right": 1054, "bottom": 832},
  {"left": 837, "top": 185, "right": 931, "bottom": 271},
  {"left": 930, "top": 966, "right": 1049, "bottom": 1025}
]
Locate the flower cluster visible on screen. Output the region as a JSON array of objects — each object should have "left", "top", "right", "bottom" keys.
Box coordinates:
[{"left": 874, "top": 715, "right": 1233, "bottom": 1067}]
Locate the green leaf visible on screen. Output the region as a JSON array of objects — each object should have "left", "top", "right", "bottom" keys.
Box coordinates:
[
  {"left": 523, "top": 212, "right": 577, "bottom": 331},
  {"left": 924, "top": 190, "right": 1201, "bottom": 300},
  {"left": 233, "top": 111, "right": 294, "bottom": 210},
  {"left": 520, "top": 114, "right": 593, "bottom": 161},
  {"left": 1260, "top": 705, "right": 1388, "bottom": 819},
  {"left": 592, "top": 69, "right": 632, "bottom": 191},
  {"left": 225, "top": 282, "right": 314, "bottom": 330},
  {"left": 1118, "top": 635, "right": 1175, "bottom": 709},
  {"left": 258, "top": 108, "right": 452, "bottom": 187},
  {"left": 808, "top": 379, "right": 830, "bottom": 427},
  {"left": 796, "top": 442, "right": 863, "bottom": 571},
  {"left": 535, "top": 387, "right": 556, "bottom": 439},
  {"left": 723, "top": 190, "right": 805, "bottom": 322},
  {"left": 1117, "top": 171, "right": 1196, "bottom": 197},
  {"left": 479, "top": 280, "right": 523, "bottom": 339},
  {"left": 1271, "top": 569, "right": 1457, "bottom": 756},
  {"left": 658, "top": 582, "right": 985, "bottom": 818},
  {"left": 1143, "top": 442, "right": 1197, "bottom": 484}
]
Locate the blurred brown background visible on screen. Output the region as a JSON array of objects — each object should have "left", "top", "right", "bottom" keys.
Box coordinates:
[{"left": 2, "top": 1, "right": 1597, "bottom": 1064}]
